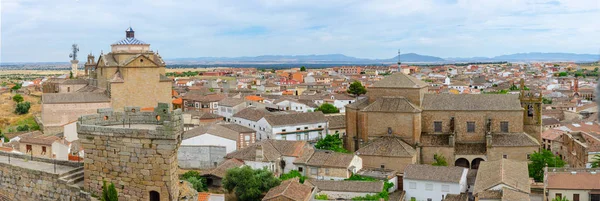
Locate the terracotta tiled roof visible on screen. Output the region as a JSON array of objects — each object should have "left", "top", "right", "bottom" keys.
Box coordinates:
[
  {"left": 422, "top": 94, "right": 523, "bottom": 111},
  {"left": 202, "top": 159, "right": 244, "bottom": 179},
  {"left": 491, "top": 133, "right": 540, "bottom": 147},
  {"left": 262, "top": 179, "right": 313, "bottom": 201},
  {"left": 183, "top": 124, "right": 239, "bottom": 141},
  {"left": 245, "top": 95, "right": 264, "bottom": 101},
  {"left": 305, "top": 150, "right": 355, "bottom": 168},
  {"left": 404, "top": 164, "right": 467, "bottom": 183},
  {"left": 264, "top": 111, "right": 327, "bottom": 127},
  {"left": 357, "top": 136, "right": 416, "bottom": 157},
  {"left": 542, "top": 129, "right": 564, "bottom": 141},
  {"left": 225, "top": 140, "right": 306, "bottom": 162},
  {"left": 325, "top": 115, "right": 345, "bottom": 129},
  {"left": 473, "top": 159, "right": 530, "bottom": 195},
  {"left": 218, "top": 98, "right": 246, "bottom": 107},
  {"left": 19, "top": 136, "right": 59, "bottom": 146},
  {"left": 371, "top": 72, "right": 428, "bottom": 88},
  {"left": 546, "top": 169, "right": 600, "bottom": 190},
  {"left": 172, "top": 98, "right": 182, "bottom": 105},
  {"left": 233, "top": 108, "right": 273, "bottom": 121},
  {"left": 443, "top": 193, "right": 468, "bottom": 201},
  {"left": 361, "top": 96, "right": 421, "bottom": 113},
  {"left": 305, "top": 179, "right": 383, "bottom": 193}
]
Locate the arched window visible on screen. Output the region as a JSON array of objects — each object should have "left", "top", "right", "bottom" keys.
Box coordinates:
[{"left": 527, "top": 105, "right": 534, "bottom": 117}]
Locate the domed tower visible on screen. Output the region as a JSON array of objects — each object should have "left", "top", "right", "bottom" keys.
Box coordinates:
[{"left": 110, "top": 27, "right": 150, "bottom": 53}]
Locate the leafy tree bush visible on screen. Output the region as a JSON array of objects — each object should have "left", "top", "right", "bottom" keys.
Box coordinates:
[
  {"left": 101, "top": 180, "right": 118, "bottom": 201},
  {"left": 180, "top": 170, "right": 206, "bottom": 192},
  {"left": 223, "top": 166, "right": 280, "bottom": 201},
  {"left": 542, "top": 97, "right": 553, "bottom": 104},
  {"left": 345, "top": 174, "right": 377, "bottom": 181},
  {"left": 11, "top": 84, "right": 22, "bottom": 91},
  {"left": 12, "top": 94, "right": 23, "bottom": 103},
  {"left": 314, "top": 103, "right": 339, "bottom": 114},
  {"left": 314, "top": 194, "right": 328, "bottom": 200},
  {"left": 552, "top": 196, "right": 570, "bottom": 201},
  {"left": 0, "top": 132, "right": 9, "bottom": 142},
  {"left": 300, "top": 66, "right": 306, "bottom": 71},
  {"left": 280, "top": 170, "right": 307, "bottom": 183},
  {"left": 16, "top": 125, "right": 29, "bottom": 132},
  {"left": 432, "top": 153, "right": 448, "bottom": 166},
  {"left": 591, "top": 155, "right": 600, "bottom": 168},
  {"left": 529, "top": 149, "right": 565, "bottom": 182},
  {"left": 14, "top": 102, "right": 31, "bottom": 115},
  {"left": 315, "top": 133, "right": 349, "bottom": 153},
  {"left": 347, "top": 81, "right": 366, "bottom": 97}
]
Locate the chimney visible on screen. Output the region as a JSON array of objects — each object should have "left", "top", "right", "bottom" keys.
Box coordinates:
[
  {"left": 255, "top": 144, "right": 264, "bottom": 161},
  {"left": 486, "top": 134, "right": 492, "bottom": 148}
]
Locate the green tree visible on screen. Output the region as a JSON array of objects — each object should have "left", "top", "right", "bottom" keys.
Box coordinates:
[
  {"left": 542, "top": 97, "right": 553, "bottom": 104},
  {"left": 70, "top": 71, "right": 74, "bottom": 79},
  {"left": 509, "top": 84, "right": 519, "bottom": 91},
  {"left": 11, "top": 83, "right": 21, "bottom": 91},
  {"left": 315, "top": 133, "right": 349, "bottom": 153},
  {"left": 12, "top": 94, "right": 23, "bottom": 103},
  {"left": 0, "top": 132, "right": 9, "bottom": 143},
  {"left": 347, "top": 81, "right": 366, "bottom": 97},
  {"left": 280, "top": 170, "right": 307, "bottom": 183},
  {"left": 558, "top": 72, "right": 568, "bottom": 77},
  {"left": 315, "top": 194, "right": 328, "bottom": 200},
  {"left": 223, "top": 166, "right": 280, "bottom": 201},
  {"left": 101, "top": 180, "right": 118, "bottom": 201},
  {"left": 16, "top": 125, "right": 29, "bottom": 132},
  {"left": 529, "top": 149, "right": 566, "bottom": 182},
  {"left": 14, "top": 101, "right": 31, "bottom": 115},
  {"left": 432, "top": 153, "right": 448, "bottom": 166},
  {"left": 591, "top": 155, "right": 600, "bottom": 168},
  {"left": 180, "top": 170, "right": 207, "bottom": 192},
  {"left": 552, "top": 196, "right": 570, "bottom": 201},
  {"left": 300, "top": 66, "right": 306, "bottom": 71},
  {"left": 314, "top": 103, "right": 339, "bottom": 114}
]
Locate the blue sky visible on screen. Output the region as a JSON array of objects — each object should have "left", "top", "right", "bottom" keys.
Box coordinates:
[{"left": 1, "top": 0, "right": 600, "bottom": 62}]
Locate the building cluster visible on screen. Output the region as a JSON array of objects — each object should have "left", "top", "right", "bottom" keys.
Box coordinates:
[{"left": 1, "top": 27, "right": 600, "bottom": 201}]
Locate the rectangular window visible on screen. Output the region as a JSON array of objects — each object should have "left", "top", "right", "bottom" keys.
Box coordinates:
[
  {"left": 296, "top": 128, "right": 300, "bottom": 131},
  {"left": 26, "top": 145, "right": 32, "bottom": 153},
  {"left": 244, "top": 136, "right": 250, "bottom": 141},
  {"left": 41, "top": 146, "right": 46, "bottom": 154},
  {"left": 409, "top": 182, "right": 416, "bottom": 189},
  {"left": 467, "top": 122, "right": 475, "bottom": 133},
  {"left": 282, "top": 129, "right": 286, "bottom": 132},
  {"left": 501, "top": 121, "right": 509, "bottom": 132},
  {"left": 311, "top": 168, "right": 317, "bottom": 175},
  {"left": 282, "top": 135, "right": 287, "bottom": 140},
  {"left": 296, "top": 134, "right": 301, "bottom": 140},
  {"left": 441, "top": 185, "right": 449, "bottom": 192},
  {"left": 434, "top": 121, "right": 442, "bottom": 132},
  {"left": 503, "top": 154, "right": 508, "bottom": 159},
  {"left": 573, "top": 194, "right": 579, "bottom": 201},
  {"left": 556, "top": 193, "right": 562, "bottom": 199},
  {"left": 426, "top": 183, "right": 433, "bottom": 191},
  {"left": 304, "top": 127, "right": 308, "bottom": 129},
  {"left": 527, "top": 154, "right": 531, "bottom": 160},
  {"left": 318, "top": 125, "right": 322, "bottom": 128},
  {"left": 298, "top": 167, "right": 303, "bottom": 172}
]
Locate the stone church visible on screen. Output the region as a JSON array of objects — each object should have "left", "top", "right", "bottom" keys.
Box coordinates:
[
  {"left": 41, "top": 27, "right": 172, "bottom": 134},
  {"left": 345, "top": 73, "right": 541, "bottom": 172}
]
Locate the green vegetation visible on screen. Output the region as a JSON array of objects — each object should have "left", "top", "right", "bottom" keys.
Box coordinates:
[
  {"left": 0, "top": 132, "right": 9, "bottom": 142},
  {"left": 432, "top": 153, "right": 448, "bottom": 166},
  {"left": 280, "top": 170, "right": 307, "bottom": 184},
  {"left": 529, "top": 149, "right": 566, "bottom": 182},
  {"left": 591, "top": 155, "right": 600, "bottom": 168},
  {"left": 300, "top": 66, "right": 306, "bottom": 71},
  {"left": 345, "top": 174, "right": 377, "bottom": 181},
  {"left": 16, "top": 124, "right": 29, "bottom": 132},
  {"left": 69, "top": 71, "right": 74, "bottom": 79},
  {"left": 422, "top": 79, "right": 433, "bottom": 83},
  {"left": 347, "top": 81, "right": 366, "bottom": 97},
  {"left": 166, "top": 71, "right": 200, "bottom": 77},
  {"left": 483, "top": 89, "right": 509, "bottom": 94},
  {"left": 11, "top": 83, "right": 22, "bottom": 91},
  {"left": 315, "top": 133, "right": 349, "bottom": 153},
  {"left": 223, "top": 166, "right": 280, "bottom": 201},
  {"left": 12, "top": 94, "right": 23, "bottom": 103},
  {"left": 101, "top": 180, "right": 118, "bottom": 201},
  {"left": 542, "top": 97, "right": 553, "bottom": 104},
  {"left": 14, "top": 102, "right": 31, "bottom": 115},
  {"left": 314, "top": 103, "right": 339, "bottom": 114},
  {"left": 552, "top": 196, "right": 570, "bottom": 201},
  {"left": 180, "top": 170, "right": 207, "bottom": 192},
  {"left": 314, "top": 194, "right": 328, "bottom": 200}
]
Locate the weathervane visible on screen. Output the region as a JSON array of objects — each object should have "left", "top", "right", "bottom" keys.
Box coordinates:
[{"left": 69, "top": 44, "right": 80, "bottom": 61}]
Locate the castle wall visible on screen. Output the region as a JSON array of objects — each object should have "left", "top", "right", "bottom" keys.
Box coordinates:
[
  {"left": 78, "top": 108, "right": 183, "bottom": 201},
  {"left": 0, "top": 152, "right": 89, "bottom": 201}
]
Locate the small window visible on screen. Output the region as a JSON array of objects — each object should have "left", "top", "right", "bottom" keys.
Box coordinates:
[
  {"left": 501, "top": 121, "right": 509, "bottom": 132},
  {"left": 304, "top": 127, "right": 308, "bottom": 129},
  {"left": 318, "top": 125, "right": 322, "bottom": 128},
  {"left": 26, "top": 145, "right": 32, "bottom": 153},
  {"left": 434, "top": 121, "right": 442, "bottom": 132},
  {"left": 311, "top": 168, "right": 317, "bottom": 175},
  {"left": 503, "top": 154, "right": 508, "bottom": 159},
  {"left": 409, "top": 182, "right": 416, "bottom": 189},
  {"left": 556, "top": 193, "right": 562, "bottom": 199},
  {"left": 467, "top": 122, "right": 475, "bottom": 133},
  {"left": 296, "top": 128, "right": 300, "bottom": 131},
  {"left": 573, "top": 194, "right": 579, "bottom": 201},
  {"left": 426, "top": 183, "right": 433, "bottom": 191},
  {"left": 527, "top": 154, "right": 531, "bottom": 160},
  {"left": 296, "top": 134, "right": 301, "bottom": 140},
  {"left": 298, "top": 167, "right": 303, "bottom": 172},
  {"left": 441, "top": 185, "right": 449, "bottom": 192},
  {"left": 244, "top": 136, "right": 250, "bottom": 141},
  {"left": 41, "top": 146, "right": 46, "bottom": 154},
  {"left": 282, "top": 129, "right": 286, "bottom": 132}
]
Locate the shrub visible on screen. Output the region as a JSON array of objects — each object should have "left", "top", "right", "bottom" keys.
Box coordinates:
[
  {"left": 101, "top": 180, "right": 118, "bottom": 201},
  {"left": 14, "top": 101, "right": 31, "bottom": 115},
  {"left": 314, "top": 194, "right": 328, "bottom": 200}
]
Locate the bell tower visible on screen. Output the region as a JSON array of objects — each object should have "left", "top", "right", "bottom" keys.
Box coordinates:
[{"left": 519, "top": 79, "right": 542, "bottom": 143}]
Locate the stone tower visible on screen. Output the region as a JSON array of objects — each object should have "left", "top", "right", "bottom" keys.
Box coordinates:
[
  {"left": 519, "top": 79, "right": 543, "bottom": 143},
  {"left": 78, "top": 103, "right": 183, "bottom": 201},
  {"left": 84, "top": 53, "right": 96, "bottom": 77}
]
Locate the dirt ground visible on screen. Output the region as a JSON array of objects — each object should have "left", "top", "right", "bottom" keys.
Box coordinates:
[{"left": 0, "top": 91, "right": 41, "bottom": 132}]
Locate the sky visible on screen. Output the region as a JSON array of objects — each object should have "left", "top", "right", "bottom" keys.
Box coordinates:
[{"left": 1, "top": 0, "right": 600, "bottom": 62}]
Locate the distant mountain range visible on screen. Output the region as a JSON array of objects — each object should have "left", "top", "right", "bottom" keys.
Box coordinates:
[{"left": 167, "top": 52, "right": 600, "bottom": 64}]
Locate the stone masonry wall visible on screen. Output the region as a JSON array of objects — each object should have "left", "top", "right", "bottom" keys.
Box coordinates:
[
  {"left": 178, "top": 145, "right": 226, "bottom": 169},
  {"left": 78, "top": 105, "right": 183, "bottom": 201},
  {"left": 0, "top": 161, "right": 90, "bottom": 201}
]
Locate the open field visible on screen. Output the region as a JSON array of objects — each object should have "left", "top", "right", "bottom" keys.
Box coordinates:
[{"left": 0, "top": 92, "right": 41, "bottom": 133}]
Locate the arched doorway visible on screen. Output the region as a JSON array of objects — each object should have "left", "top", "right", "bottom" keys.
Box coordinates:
[
  {"left": 150, "top": 191, "right": 160, "bottom": 201},
  {"left": 455, "top": 158, "right": 470, "bottom": 169},
  {"left": 471, "top": 158, "right": 485, "bottom": 169}
]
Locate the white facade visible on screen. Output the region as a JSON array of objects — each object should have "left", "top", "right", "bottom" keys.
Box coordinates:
[
  {"left": 52, "top": 141, "right": 70, "bottom": 161},
  {"left": 63, "top": 121, "right": 79, "bottom": 142},
  {"left": 271, "top": 121, "right": 328, "bottom": 141},
  {"left": 218, "top": 103, "right": 246, "bottom": 122},
  {"left": 404, "top": 169, "right": 468, "bottom": 201},
  {"left": 330, "top": 99, "right": 354, "bottom": 113},
  {"left": 275, "top": 100, "right": 315, "bottom": 113},
  {"left": 181, "top": 134, "right": 237, "bottom": 153}
]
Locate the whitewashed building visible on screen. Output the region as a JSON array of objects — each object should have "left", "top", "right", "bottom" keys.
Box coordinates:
[
  {"left": 217, "top": 98, "right": 247, "bottom": 122},
  {"left": 225, "top": 140, "right": 308, "bottom": 176},
  {"left": 403, "top": 164, "right": 468, "bottom": 201}
]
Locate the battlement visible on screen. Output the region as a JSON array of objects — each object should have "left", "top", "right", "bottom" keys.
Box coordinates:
[{"left": 77, "top": 103, "right": 183, "bottom": 140}]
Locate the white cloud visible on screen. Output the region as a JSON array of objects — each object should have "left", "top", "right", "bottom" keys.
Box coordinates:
[{"left": 1, "top": 0, "right": 599, "bottom": 62}]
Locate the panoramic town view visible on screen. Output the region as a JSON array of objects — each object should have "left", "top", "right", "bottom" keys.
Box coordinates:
[{"left": 1, "top": 0, "right": 600, "bottom": 201}]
